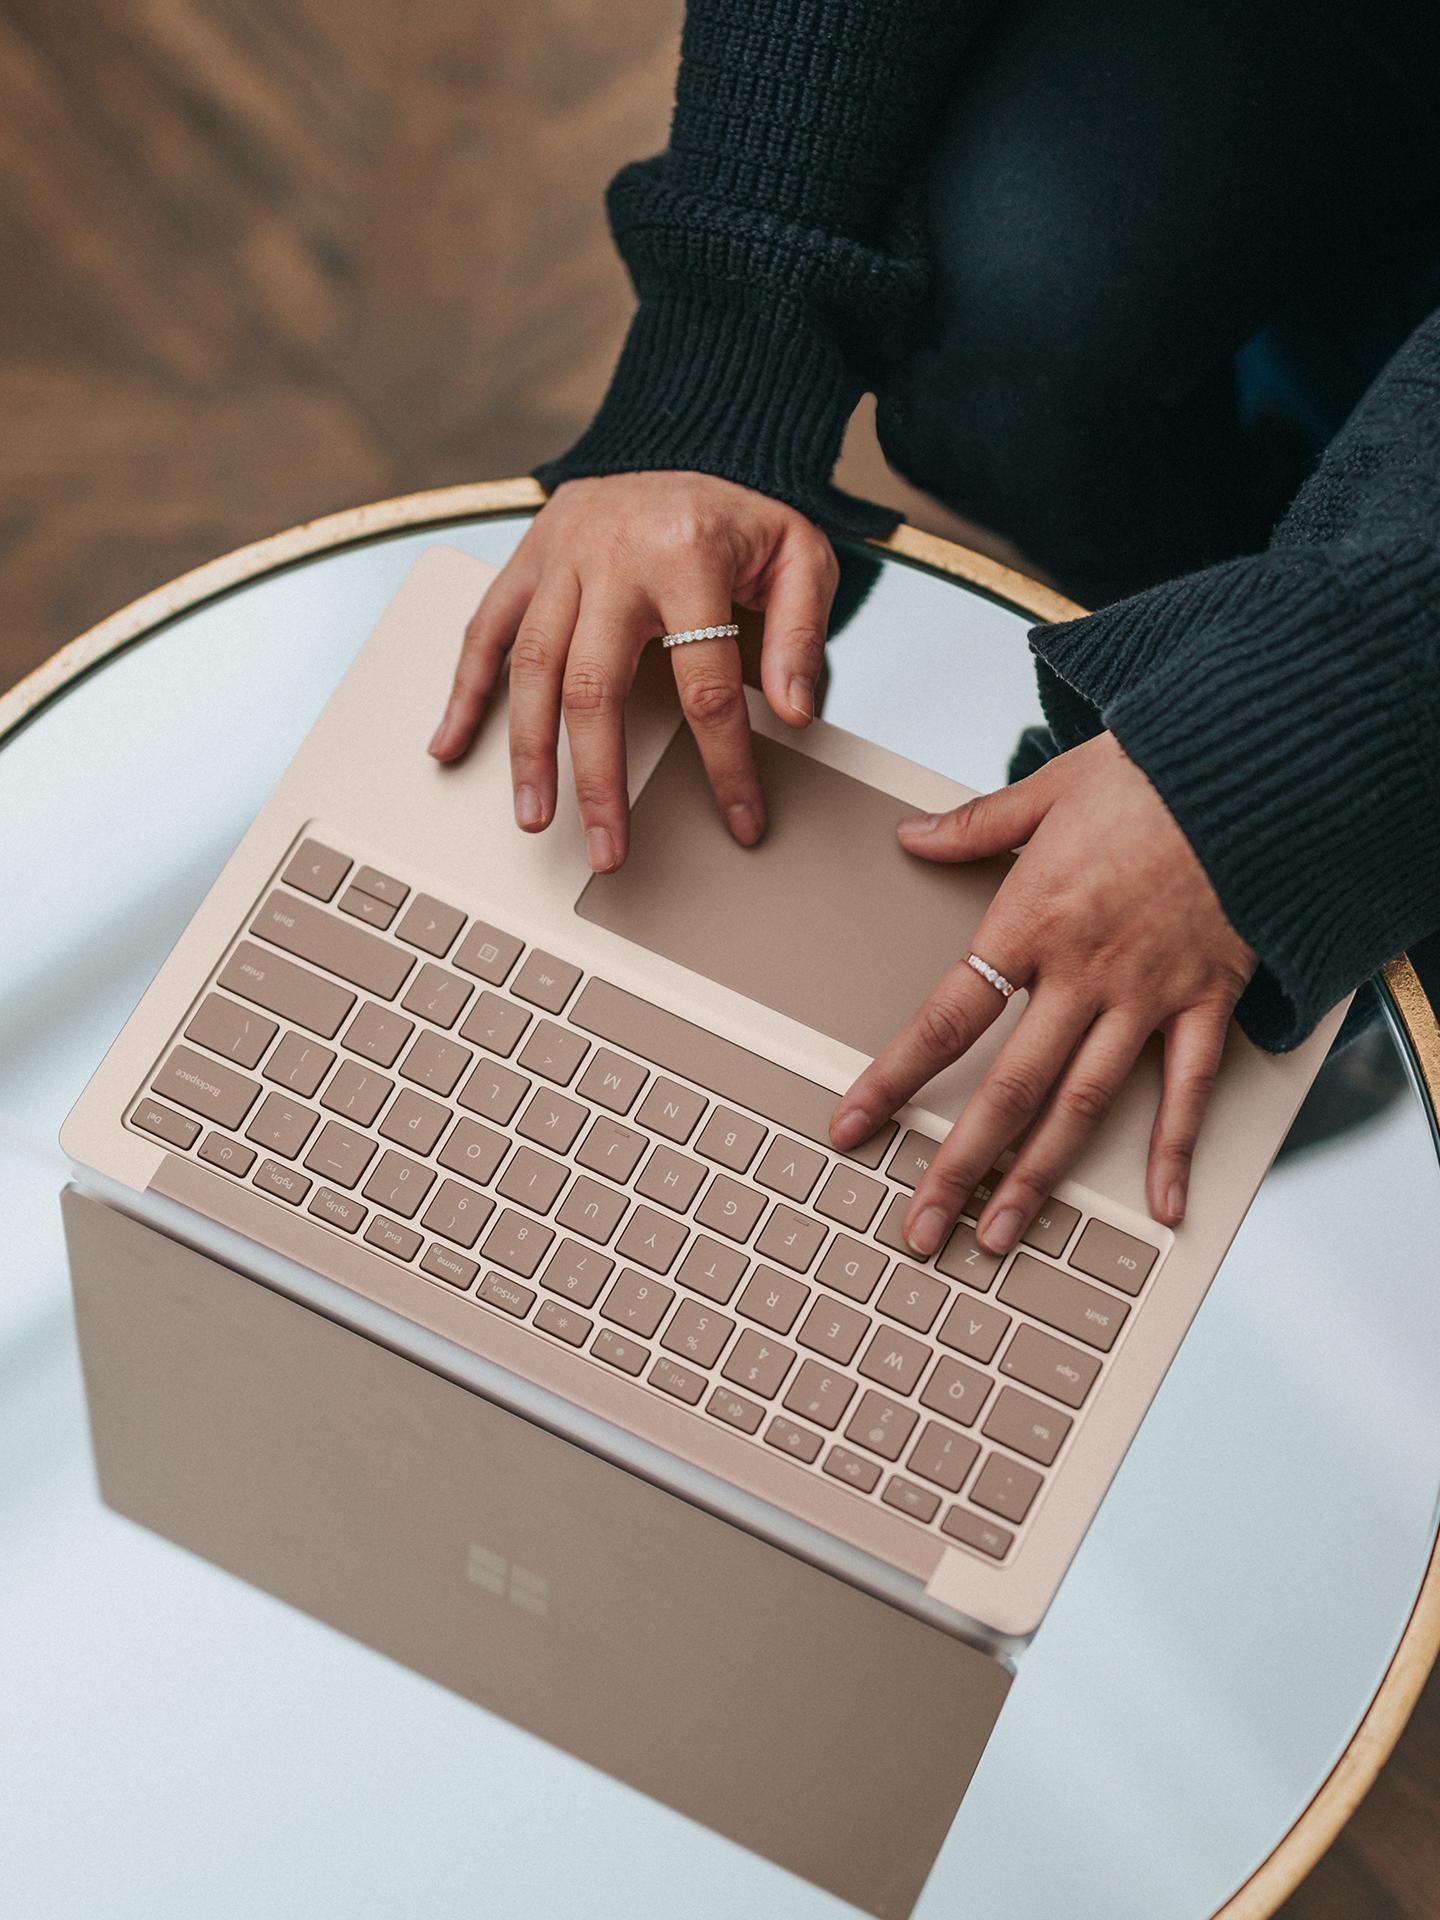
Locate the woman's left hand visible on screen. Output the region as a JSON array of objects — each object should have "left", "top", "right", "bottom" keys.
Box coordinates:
[{"left": 829, "top": 731, "right": 1256, "bottom": 1257}]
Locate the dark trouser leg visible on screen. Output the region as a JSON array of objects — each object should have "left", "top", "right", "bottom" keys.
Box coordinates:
[{"left": 876, "top": 0, "right": 1440, "bottom": 607}]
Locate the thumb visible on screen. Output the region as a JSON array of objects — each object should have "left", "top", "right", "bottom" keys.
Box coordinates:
[{"left": 897, "top": 770, "right": 1054, "bottom": 862}]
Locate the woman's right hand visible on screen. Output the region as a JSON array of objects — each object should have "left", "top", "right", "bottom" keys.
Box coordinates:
[{"left": 428, "top": 471, "right": 840, "bottom": 874}]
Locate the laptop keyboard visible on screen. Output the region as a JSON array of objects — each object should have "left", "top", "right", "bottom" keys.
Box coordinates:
[{"left": 127, "top": 835, "right": 1165, "bottom": 1566}]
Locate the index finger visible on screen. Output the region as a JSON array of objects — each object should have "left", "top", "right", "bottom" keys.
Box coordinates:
[
  {"left": 429, "top": 563, "right": 534, "bottom": 761},
  {"left": 830, "top": 923, "right": 1032, "bottom": 1151}
]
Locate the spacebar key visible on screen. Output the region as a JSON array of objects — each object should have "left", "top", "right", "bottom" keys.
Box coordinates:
[{"left": 571, "top": 979, "right": 896, "bottom": 1168}]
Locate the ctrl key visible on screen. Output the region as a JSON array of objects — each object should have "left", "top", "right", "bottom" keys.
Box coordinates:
[{"left": 130, "top": 1099, "right": 200, "bottom": 1150}]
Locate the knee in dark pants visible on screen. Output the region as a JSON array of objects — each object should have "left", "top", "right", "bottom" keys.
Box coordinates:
[
  {"left": 871, "top": 43, "right": 1262, "bottom": 605},
  {"left": 875, "top": 277, "right": 1250, "bottom": 609},
  {"left": 875, "top": 323, "right": 1115, "bottom": 571}
]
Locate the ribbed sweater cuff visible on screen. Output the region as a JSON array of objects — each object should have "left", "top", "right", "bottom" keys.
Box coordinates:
[
  {"left": 532, "top": 290, "right": 900, "bottom": 544},
  {"left": 1030, "top": 543, "right": 1440, "bottom": 1052}
]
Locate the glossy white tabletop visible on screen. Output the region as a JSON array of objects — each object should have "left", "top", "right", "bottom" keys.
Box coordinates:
[{"left": 2, "top": 514, "right": 1438, "bottom": 1919}]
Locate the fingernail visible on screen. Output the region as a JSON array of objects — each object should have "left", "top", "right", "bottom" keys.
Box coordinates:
[
  {"left": 898, "top": 812, "right": 940, "bottom": 837},
  {"left": 831, "top": 1104, "right": 872, "bottom": 1149},
  {"left": 585, "top": 826, "right": 618, "bottom": 873},
  {"left": 1166, "top": 1180, "right": 1186, "bottom": 1223},
  {"left": 981, "top": 1207, "right": 1022, "bottom": 1254},
  {"left": 428, "top": 722, "right": 454, "bottom": 758},
  {"left": 515, "top": 784, "right": 543, "bottom": 829},
  {"left": 787, "top": 674, "right": 814, "bottom": 721},
  {"left": 726, "top": 803, "right": 763, "bottom": 845},
  {"left": 906, "top": 1205, "right": 948, "bottom": 1258}
]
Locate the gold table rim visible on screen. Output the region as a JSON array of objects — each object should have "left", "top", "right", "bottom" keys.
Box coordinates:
[{"left": 3, "top": 474, "right": 1437, "bottom": 1918}]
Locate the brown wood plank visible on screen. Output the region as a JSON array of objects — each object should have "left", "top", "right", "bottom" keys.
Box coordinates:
[
  {"left": 0, "top": 0, "right": 678, "bottom": 693},
  {"left": 1278, "top": 1663, "right": 1440, "bottom": 1918}
]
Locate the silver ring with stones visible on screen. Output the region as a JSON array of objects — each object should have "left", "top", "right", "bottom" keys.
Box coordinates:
[
  {"left": 660, "top": 622, "right": 740, "bottom": 650},
  {"left": 966, "top": 952, "right": 1017, "bottom": 999}
]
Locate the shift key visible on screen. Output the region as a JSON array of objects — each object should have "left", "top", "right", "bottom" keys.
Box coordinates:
[
  {"left": 219, "top": 940, "right": 355, "bottom": 1038},
  {"left": 251, "top": 890, "right": 413, "bottom": 999},
  {"left": 152, "top": 1044, "right": 261, "bottom": 1131},
  {"left": 998, "top": 1252, "right": 1130, "bottom": 1353}
]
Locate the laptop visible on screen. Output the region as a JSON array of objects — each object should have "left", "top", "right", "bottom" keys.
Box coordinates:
[
  {"left": 59, "top": 541, "right": 1344, "bottom": 1667},
  {"left": 64, "top": 1185, "right": 1010, "bottom": 1918}
]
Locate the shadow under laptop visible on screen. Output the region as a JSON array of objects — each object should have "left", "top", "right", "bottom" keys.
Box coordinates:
[{"left": 62, "top": 1188, "right": 1011, "bottom": 1920}]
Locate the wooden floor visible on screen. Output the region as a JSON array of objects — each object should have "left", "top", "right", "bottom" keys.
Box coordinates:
[
  {"left": 0, "top": 0, "right": 694, "bottom": 693},
  {"left": 0, "top": 6, "right": 1435, "bottom": 1912}
]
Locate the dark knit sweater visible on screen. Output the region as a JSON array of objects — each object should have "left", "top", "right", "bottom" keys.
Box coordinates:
[
  {"left": 535, "top": 0, "right": 992, "bottom": 539},
  {"left": 1032, "top": 311, "right": 1440, "bottom": 1049},
  {"left": 534, "top": 0, "right": 1440, "bottom": 1053}
]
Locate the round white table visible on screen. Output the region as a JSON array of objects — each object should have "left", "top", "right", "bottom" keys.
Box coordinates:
[{"left": 3, "top": 482, "right": 1438, "bottom": 1920}]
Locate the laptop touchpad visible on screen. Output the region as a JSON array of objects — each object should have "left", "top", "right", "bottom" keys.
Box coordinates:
[{"left": 574, "top": 726, "right": 1007, "bottom": 1060}]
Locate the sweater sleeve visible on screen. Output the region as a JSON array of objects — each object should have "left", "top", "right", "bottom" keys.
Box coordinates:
[
  {"left": 1028, "top": 308, "right": 1440, "bottom": 1052},
  {"left": 533, "top": 0, "right": 992, "bottom": 541}
]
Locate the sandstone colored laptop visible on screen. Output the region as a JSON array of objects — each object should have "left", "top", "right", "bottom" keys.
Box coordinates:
[
  {"left": 60, "top": 542, "right": 1345, "bottom": 1659},
  {"left": 65, "top": 1187, "right": 1009, "bottom": 1919}
]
